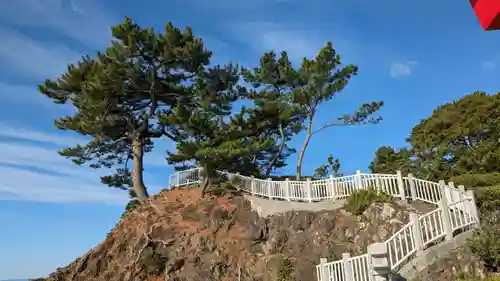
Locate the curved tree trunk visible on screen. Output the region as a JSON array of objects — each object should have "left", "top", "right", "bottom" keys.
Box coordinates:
[
  {"left": 131, "top": 137, "right": 149, "bottom": 201},
  {"left": 296, "top": 118, "right": 314, "bottom": 180},
  {"left": 265, "top": 124, "right": 285, "bottom": 177}
]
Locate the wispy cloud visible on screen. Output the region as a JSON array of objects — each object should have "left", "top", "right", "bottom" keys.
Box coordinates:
[
  {"left": 389, "top": 61, "right": 418, "bottom": 78},
  {"left": 229, "top": 22, "right": 351, "bottom": 64},
  {"left": 0, "top": 27, "right": 82, "bottom": 81},
  {"left": 0, "top": 124, "right": 169, "bottom": 204},
  {"left": 0, "top": 0, "right": 114, "bottom": 48},
  {"left": 482, "top": 55, "right": 500, "bottom": 70}
]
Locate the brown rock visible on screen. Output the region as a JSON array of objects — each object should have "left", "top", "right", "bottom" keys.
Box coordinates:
[{"left": 35, "top": 187, "right": 423, "bottom": 281}]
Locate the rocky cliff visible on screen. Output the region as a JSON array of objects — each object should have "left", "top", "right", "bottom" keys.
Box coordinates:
[{"left": 37, "top": 187, "right": 428, "bottom": 281}]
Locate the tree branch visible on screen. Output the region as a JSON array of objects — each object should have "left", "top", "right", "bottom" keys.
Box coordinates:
[{"left": 311, "top": 121, "right": 378, "bottom": 136}]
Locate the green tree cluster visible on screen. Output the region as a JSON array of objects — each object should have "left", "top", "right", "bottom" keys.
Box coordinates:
[
  {"left": 369, "top": 91, "right": 500, "bottom": 183},
  {"left": 39, "top": 17, "right": 383, "bottom": 202}
]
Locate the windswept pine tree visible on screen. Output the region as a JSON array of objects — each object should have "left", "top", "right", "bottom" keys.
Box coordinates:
[
  {"left": 242, "top": 51, "right": 304, "bottom": 177},
  {"left": 291, "top": 42, "right": 384, "bottom": 179},
  {"left": 314, "top": 154, "right": 343, "bottom": 179},
  {"left": 165, "top": 64, "right": 274, "bottom": 195},
  {"left": 38, "top": 18, "right": 211, "bottom": 202}
]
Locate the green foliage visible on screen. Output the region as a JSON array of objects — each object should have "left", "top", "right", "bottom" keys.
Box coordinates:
[
  {"left": 450, "top": 173, "right": 500, "bottom": 188},
  {"left": 473, "top": 186, "right": 500, "bottom": 216},
  {"left": 467, "top": 186, "right": 500, "bottom": 273},
  {"left": 314, "top": 154, "right": 343, "bottom": 179},
  {"left": 207, "top": 181, "right": 237, "bottom": 196},
  {"left": 369, "top": 92, "right": 500, "bottom": 182},
  {"left": 290, "top": 41, "right": 383, "bottom": 179},
  {"left": 37, "top": 17, "right": 212, "bottom": 201},
  {"left": 277, "top": 257, "right": 294, "bottom": 281},
  {"left": 138, "top": 246, "right": 168, "bottom": 275},
  {"left": 409, "top": 92, "right": 500, "bottom": 178},
  {"left": 120, "top": 199, "right": 141, "bottom": 219},
  {"left": 368, "top": 146, "right": 415, "bottom": 175},
  {"left": 164, "top": 64, "right": 275, "bottom": 193},
  {"left": 469, "top": 224, "right": 500, "bottom": 271},
  {"left": 241, "top": 51, "right": 305, "bottom": 177},
  {"left": 345, "top": 188, "right": 393, "bottom": 215}
]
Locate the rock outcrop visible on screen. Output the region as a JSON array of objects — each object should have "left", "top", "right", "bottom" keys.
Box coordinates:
[{"left": 37, "top": 188, "right": 428, "bottom": 281}]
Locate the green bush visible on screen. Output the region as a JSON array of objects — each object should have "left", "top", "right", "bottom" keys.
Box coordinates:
[
  {"left": 138, "top": 246, "right": 168, "bottom": 275},
  {"left": 120, "top": 199, "right": 141, "bottom": 219},
  {"left": 277, "top": 257, "right": 294, "bottom": 281},
  {"left": 467, "top": 185, "right": 500, "bottom": 273},
  {"left": 450, "top": 173, "right": 500, "bottom": 188},
  {"left": 345, "top": 187, "right": 393, "bottom": 215},
  {"left": 474, "top": 186, "right": 500, "bottom": 214},
  {"left": 207, "top": 181, "right": 237, "bottom": 196},
  {"left": 468, "top": 226, "right": 500, "bottom": 271}
]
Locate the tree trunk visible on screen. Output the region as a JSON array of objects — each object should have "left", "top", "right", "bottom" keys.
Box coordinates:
[
  {"left": 131, "top": 136, "right": 149, "bottom": 201},
  {"left": 265, "top": 124, "right": 285, "bottom": 177},
  {"left": 296, "top": 118, "right": 314, "bottom": 180},
  {"left": 200, "top": 175, "right": 210, "bottom": 198}
]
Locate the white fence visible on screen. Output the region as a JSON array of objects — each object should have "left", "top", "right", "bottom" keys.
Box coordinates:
[{"left": 168, "top": 168, "right": 480, "bottom": 281}]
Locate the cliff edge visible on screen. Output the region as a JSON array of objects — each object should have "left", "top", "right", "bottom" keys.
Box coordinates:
[{"left": 37, "top": 187, "right": 425, "bottom": 281}]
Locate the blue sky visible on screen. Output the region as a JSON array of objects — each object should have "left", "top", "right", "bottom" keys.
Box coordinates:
[{"left": 0, "top": 0, "right": 499, "bottom": 279}]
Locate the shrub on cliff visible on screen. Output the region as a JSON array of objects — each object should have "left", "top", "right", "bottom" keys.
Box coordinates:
[
  {"left": 474, "top": 186, "right": 500, "bottom": 214},
  {"left": 468, "top": 186, "right": 500, "bottom": 272},
  {"left": 451, "top": 173, "right": 500, "bottom": 188},
  {"left": 120, "top": 199, "right": 141, "bottom": 219},
  {"left": 345, "top": 187, "right": 393, "bottom": 215}
]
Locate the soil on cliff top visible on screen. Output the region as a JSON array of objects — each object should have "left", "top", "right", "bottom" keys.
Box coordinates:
[{"left": 37, "top": 187, "right": 431, "bottom": 281}]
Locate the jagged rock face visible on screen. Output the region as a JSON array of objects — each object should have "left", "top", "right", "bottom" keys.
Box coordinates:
[
  {"left": 408, "top": 246, "right": 486, "bottom": 281},
  {"left": 39, "top": 188, "right": 425, "bottom": 281}
]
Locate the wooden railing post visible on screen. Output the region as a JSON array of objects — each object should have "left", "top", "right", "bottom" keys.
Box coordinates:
[
  {"left": 319, "top": 258, "right": 329, "bottom": 281},
  {"left": 367, "top": 243, "right": 389, "bottom": 281},
  {"left": 408, "top": 173, "right": 417, "bottom": 201},
  {"left": 267, "top": 178, "right": 272, "bottom": 199},
  {"left": 306, "top": 178, "right": 313, "bottom": 202},
  {"left": 342, "top": 253, "right": 353, "bottom": 281},
  {"left": 396, "top": 170, "right": 406, "bottom": 200},
  {"left": 410, "top": 213, "right": 423, "bottom": 255},
  {"left": 356, "top": 170, "right": 363, "bottom": 190},
  {"left": 284, "top": 179, "right": 291, "bottom": 201}
]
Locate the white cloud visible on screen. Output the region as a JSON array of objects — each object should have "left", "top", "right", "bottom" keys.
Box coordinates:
[
  {"left": 481, "top": 55, "right": 500, "bottom": 70},
  {"left": 0, "top": 82, "right": 61, "bottom": 110},
  {"left": 0, "top": 0, "right": 114, "bottom": 48},
  {"left": 230, "top": 22, "right": 351, "bottom": 63},
  {"left": 0, "top": 124, "right": 170, "bottom": 204},
  {"left": 0, "top": 122, "right": 82, "bottom": 147},
  {"left": 389, "top": 61, "right": 418, "bottom": 78},
  {"left": 0, "top": 166, "right": 128, "bottom": 205}
]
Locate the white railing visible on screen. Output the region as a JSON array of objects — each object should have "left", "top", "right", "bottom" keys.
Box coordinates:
[
  {"left": 168, "top": 168, "right": 480, "bottom": 281},
  {"left": 317, "top": 191, "right": 478, "bottom": 281},
  {"left": 169, "top": 169, "right": 419, "bottom": 202},
  {"left": 168, "top": 168, "right": 201, "bottom": 188}
]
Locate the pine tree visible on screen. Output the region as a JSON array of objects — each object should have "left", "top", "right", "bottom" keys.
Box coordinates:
[
  {"left": 291, "top": 42, "right": 383, "bottom": 180},
  {"left": 314, "top": 154, "right": 343, "bottom": 179},
  {"left": 165, "top": 64, "right": 274, "bottom": 196},
  {"left": 38, "top": 18, "right": 211, "bottom": 202},
  {"left": 242, "top": 51, "right": 304, "bottom": 177}
]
